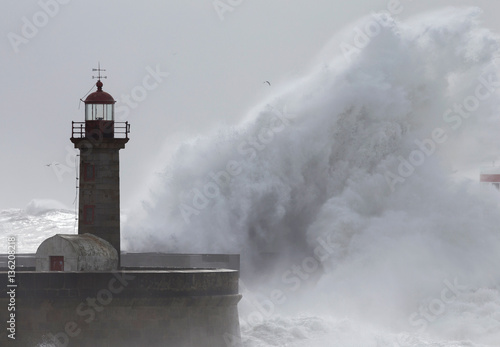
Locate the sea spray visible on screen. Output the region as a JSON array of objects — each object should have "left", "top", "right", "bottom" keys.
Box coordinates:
[{"left": 121, "top": 7, "right": 500, "bottom": 345}]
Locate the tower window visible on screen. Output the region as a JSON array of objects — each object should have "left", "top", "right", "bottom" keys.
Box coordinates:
[
  {"left": 85, "top": 103, "right": 114, "bottom": 121},
  {"left": 83, "top": 164, "right": 95, "bottom": 181},
  {"left": 83, "top": 205, "right": 95, "bottom": 224}
]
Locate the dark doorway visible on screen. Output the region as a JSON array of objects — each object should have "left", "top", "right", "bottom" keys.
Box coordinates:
[{"left": 50, "top": 256, "right": 64, "bottom": 271}]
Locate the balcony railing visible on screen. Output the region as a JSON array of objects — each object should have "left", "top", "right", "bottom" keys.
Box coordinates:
[{"left": 71, "top": 121, "right": 130, "bottom": 139}]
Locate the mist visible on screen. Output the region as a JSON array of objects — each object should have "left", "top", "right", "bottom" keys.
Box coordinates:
[{"left": 120, "top": 7, "right": 500, "bottom": 346}]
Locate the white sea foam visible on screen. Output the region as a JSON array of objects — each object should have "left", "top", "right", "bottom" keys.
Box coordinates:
[
  {"left": 121, "top": 7, "right": 500, "bottom": 345},
  {"left": 0, "top": 200, "right": 74, "bottom": 253}
]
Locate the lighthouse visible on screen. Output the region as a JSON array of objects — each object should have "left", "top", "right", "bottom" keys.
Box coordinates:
[
  {"left": 2, "top": 66, "right": 242, "bottom": 346},
  {"left": 70, "top": 69, "right": 130, "bottom": 258}
]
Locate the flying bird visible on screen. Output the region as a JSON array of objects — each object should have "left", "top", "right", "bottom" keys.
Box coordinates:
[{"left": 264, "top": 81, "right": 271, "bottom": 86}]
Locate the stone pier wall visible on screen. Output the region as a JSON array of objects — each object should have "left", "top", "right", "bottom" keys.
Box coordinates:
[{"left": 0, "top": 270, "right": 242, "bottom": 346}]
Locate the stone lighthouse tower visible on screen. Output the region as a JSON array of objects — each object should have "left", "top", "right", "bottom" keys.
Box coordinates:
[{"left": 70, "top": 71, "right": 130, "bottom": 257}]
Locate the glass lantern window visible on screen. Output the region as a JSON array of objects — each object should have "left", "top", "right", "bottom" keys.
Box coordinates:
[{"left": 85, "top": 104, "right": 114, "bottom": 121}]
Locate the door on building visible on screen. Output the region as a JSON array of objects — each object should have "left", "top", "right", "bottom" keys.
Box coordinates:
[{"left": 50, "top": 256, "right": 64, "bottom": 271}]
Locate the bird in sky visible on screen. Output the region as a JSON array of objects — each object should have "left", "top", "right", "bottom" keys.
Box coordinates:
[{"left": 264, "top": 81, "right": 271, "bottom": 86}]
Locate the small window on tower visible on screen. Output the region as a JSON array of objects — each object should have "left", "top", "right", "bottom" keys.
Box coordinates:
[
  {"left": 83, "top": 205, "right": 95, "bottom": 224},
  {"left": 83, "top": 164, "right": 95, "bottom": 181}
]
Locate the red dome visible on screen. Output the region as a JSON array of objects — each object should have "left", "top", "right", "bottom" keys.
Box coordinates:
[{"left": 84, "top": 80, "right": 115, "bottom": 104}]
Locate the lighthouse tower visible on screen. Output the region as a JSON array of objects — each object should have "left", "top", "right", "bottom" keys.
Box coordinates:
[{"left": 70, "top": 70, "right": 130, "bottom": 257}]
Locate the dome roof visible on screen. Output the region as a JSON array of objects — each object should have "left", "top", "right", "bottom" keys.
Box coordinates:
[
  {"left": 35, "top": 233, "right": 118, "bottom": 271},
  {"left": 84, "top": 80, "right": 115, "bottom": 104}
]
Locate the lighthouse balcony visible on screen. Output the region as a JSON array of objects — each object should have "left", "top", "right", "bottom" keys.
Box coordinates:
[{"left": 71, "top": 121, "right": 130, "bottom": 139}]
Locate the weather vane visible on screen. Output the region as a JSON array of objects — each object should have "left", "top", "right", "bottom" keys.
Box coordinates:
[{"left": 92, "top": 62, "right": 107, "bottom": 80}]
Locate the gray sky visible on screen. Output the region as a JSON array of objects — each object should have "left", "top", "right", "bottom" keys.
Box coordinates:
[{"left": 1, "top": 0, "right": 499, "bottom": 211}]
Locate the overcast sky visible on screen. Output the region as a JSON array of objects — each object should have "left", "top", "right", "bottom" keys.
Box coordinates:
[{"left": 1, "top": 0, "right": 499, "bottom": 211}]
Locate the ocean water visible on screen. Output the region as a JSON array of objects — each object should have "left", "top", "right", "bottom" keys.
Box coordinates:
[
  {"left": 3, "top": 7, "right": 500, "bottom": 346},
  {"left": 0, "top": 200, "right": 75, "bottom": 253}
]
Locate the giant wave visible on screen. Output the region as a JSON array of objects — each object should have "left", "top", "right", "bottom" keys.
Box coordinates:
[{"left": 4, "top": 7, "right": 500, "bottom": 346}]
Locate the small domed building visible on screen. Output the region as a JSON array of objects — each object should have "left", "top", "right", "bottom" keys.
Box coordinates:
[{"left": 35, "top": 233, "right": 118, "bottom": 272}]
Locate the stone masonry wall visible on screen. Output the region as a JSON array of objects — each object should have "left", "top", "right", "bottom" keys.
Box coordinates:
[{"left": 0, "top": 270, "right": 242, "bottom": 346}]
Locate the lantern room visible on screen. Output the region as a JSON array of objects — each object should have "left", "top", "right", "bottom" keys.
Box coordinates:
[
  {"left": 71, "top": 77, "right": 129, "bottom": 140},
  {"left": 85, "top": 80, "right": 115, "bottom": 120},
  {"left": 83, "top": 79, "right": 115, "bottom": 138}
]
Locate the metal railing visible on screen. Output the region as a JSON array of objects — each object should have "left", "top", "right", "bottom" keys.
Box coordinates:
[
  {"left": 71, "top": 121, "right": 130, "bottom": 139},
  {"left": 114, "top": 122, "right": 130, "bottom": 138}
]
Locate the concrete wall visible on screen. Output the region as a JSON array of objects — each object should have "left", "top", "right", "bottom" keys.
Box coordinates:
[
  {"left": 0, "top": 270, "right": 241, "bottom": 346},
  {"left": 0, "top": 254, "right": 35, "bottom": 270},
  {"left": 1, "top": 253, "right": 239, "bottom": 271},
  {"left": 121, "top": 253, "right": 240, "bottom": 271}
]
